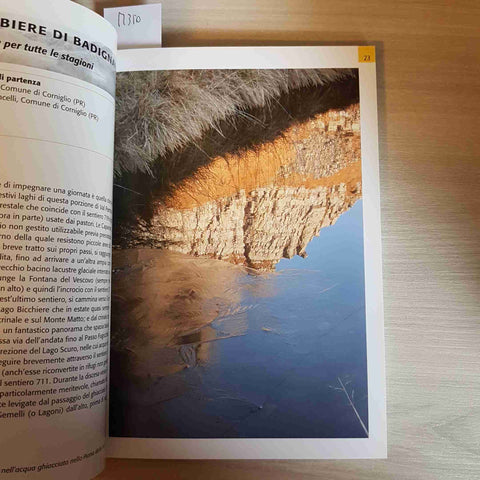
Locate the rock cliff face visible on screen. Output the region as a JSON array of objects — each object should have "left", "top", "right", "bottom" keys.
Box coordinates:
[
  {"left": 126, "top": 104, "right": 362, "bottom": 270},
  {"left": 136, "top": 182, "right": 360, "bottom": 270}
]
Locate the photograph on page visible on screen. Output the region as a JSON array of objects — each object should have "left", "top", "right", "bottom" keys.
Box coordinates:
[{"left": 107, "top": 47, "right": 385, "bottom": 458}]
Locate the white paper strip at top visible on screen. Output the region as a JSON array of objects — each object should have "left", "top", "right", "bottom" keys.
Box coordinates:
[{"left": 104, "top": 4, "right": 162, "bottom": 50}]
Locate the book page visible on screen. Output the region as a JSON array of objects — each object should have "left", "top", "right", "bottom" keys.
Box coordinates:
[
  {"left": 0, "top": 1, "right": 116, "bottom": 478},
  {"left": 108, "top": 47, "right": 386, "bottom": 459}
]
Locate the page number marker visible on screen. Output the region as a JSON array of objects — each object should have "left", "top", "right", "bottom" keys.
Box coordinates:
[{"left": 358, "top": 46, "right": 375, "bottom": 63}]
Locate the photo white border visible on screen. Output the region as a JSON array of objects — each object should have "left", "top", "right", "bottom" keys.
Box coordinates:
[{"left": 109, "top": 46, "right": 386, "bottom": 459}]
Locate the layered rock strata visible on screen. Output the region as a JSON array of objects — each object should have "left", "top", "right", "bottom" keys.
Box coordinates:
[
  {"left": 138, "top": 182, "right": 360, "bottom": 270},
  {"left": 126, "top": 104, "right": 362, "bottom": 270}
]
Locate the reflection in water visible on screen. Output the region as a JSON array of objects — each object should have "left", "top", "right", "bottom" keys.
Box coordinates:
[
  {"left": 110, "top": 201, "right": 367, "bottom": 438},
  {"left": 122, "top": 105, "right": 361, "bottom": 272},
  {"left": 110, "top": 249, "right": 249, "bottom": 377},
  {"left": 110, "top": 100, "right": 367, "bottom": 438}
]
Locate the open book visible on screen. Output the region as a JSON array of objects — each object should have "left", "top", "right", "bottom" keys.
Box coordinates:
[{"left": 0, "top": 1, "right": 386, "bottom": 478}]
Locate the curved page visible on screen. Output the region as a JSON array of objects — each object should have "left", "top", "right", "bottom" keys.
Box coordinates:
[{"left": 0, "top": 1, "right": 116, "bottom": 478}]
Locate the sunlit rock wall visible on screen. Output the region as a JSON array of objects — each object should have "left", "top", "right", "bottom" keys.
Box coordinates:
[{"left": 129, "top": 105, "right": 361, "bottom": 270}]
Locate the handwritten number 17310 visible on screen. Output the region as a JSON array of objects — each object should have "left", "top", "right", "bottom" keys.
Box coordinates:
[{"left": 117, "top": 12, "right": 142, "bottom": 28}]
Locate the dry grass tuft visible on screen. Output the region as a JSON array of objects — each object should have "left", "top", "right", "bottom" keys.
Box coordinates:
[{"left": 114, "top": 68, "right": 356, "bottom": 175}]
